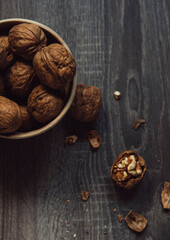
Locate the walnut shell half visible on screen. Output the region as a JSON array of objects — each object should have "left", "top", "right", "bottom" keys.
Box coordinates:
[
  {"left": 0, "top": 96, "right": 22, "bottom": 133},
  {"left": 70, "top": 84, "right": 102, "bottom": 122},
  {"left": 111, "top": 150, "right": 147, "bottom": 189},
  {"left": 33, "top": 43, "right": 76, "bottom": 90},
  {"left": 8, "top": 23, "right": 47, "bottom": 60},
  {"left": 27, "top": 84, "right": 64, "bottom": 124},
  {"left": 6, "top": 60, "right": 35, "bottom": 97},
  {"left": 0, "top": 36, "right": 14, "bottom": 70},
  {"left": 125, "top": 210, "right": 148, "bottom": 232}
]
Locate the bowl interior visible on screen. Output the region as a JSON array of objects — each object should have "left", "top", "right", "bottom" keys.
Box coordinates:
[{"left": 0, "top": 18, "right": 77, "bottom": 139}]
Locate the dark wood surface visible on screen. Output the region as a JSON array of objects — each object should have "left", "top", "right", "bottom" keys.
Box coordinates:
[{"left": 0, "top": 0, "right": 169, "bottom": 239}]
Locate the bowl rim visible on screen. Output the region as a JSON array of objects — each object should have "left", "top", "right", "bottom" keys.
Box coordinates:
[{"left": 0, "top": 18, "right": 77, "bottom": 139}]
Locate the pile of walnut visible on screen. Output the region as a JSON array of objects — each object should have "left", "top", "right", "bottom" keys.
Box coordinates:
[
  {"left": 0, "top": 23, "right": 76, "bottom": 133},
  {"left": 111, "top": 150, "right": 147, "bottom": 189}
]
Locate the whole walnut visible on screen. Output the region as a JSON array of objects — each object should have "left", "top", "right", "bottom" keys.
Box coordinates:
[
  {"left": 33, "top": 43, "right": 76, "bottom": 90},
  {"left": 70, "top": 84, "right": 102, "bottom": 122},
  {"left": 27, "top": 84, "right": 64, "bottom": 124},
  {"left": 8, "top": 23, "right": 47, "bottom": 60},
  {"left": 0, "top": 74, "right": 6, "bottom": 96},
  {"left": 0, "top": 36, "right": 14, "bottom": 70},
  {"left": 0, "top": 96, "right": 22, "bottom": 133},
  {"left": 6, "top": 60, "right": 36, "bottom": 97},
  {"left": 19, "top": 105, "right": 38, "bottom": 131}
]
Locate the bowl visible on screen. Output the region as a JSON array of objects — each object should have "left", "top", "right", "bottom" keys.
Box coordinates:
[{"left": 0, "top": 18, "right": 77, "bottom": 139}]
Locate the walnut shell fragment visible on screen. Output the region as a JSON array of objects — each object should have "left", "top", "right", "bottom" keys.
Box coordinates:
[
  {"left": 65, "top": 135, "right": 78, "bottom": 145},
  {"left": 27, "top": 84, "right": 64, "bottom": 124},
  {"left": 6, "top": 61, "right": 35, "bottom": 97},
  {"left": 0, "top": 96, "right": 22, "bottom": 133},
  {"left": 33, "top": 43, "right": 76, "bottom": 90},
  {"left": 70, "top": 84, "right": 102, "bottom": 122},
  {"left": 161, "top": 181, "right": 170, "bottom": 209},
  {"left": 88, "top": 130, "right": 101, "bottom": 149},
  {"left": 0, "top": 36, "right": 14, "bottom": 70},
  {"left": 81, "top": 191, "right": 90, "bottom": 202},
  {"left": 125, "top": 210, "right": 148, "bottom": 232},
  {"left": 111, "top": 150, "right": 147, "bottom": 189},
  {"left": 132, "top": 119, "right": 146, "bottom": 131},
  {"left": 8, "top": 23, "right": 47, "bottom": 60},
  {"left": 19, "top": 105, "right": 38, "bottom": 131}
]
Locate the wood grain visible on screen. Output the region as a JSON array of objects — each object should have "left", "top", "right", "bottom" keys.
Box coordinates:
[{"left": 0, "top": 0, "right": 170, "bottom": 239}]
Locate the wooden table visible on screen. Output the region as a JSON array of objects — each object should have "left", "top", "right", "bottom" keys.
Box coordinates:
[{"left": 0, "top": 0, "right": 169, "bottom": 239}]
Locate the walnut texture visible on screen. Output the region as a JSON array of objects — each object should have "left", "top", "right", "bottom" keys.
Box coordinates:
[
  {"left": 33, "top": 43, "right": 76, "bottom": 90},
  {"left": 0, "top": 36, "right": 14, "bottom": 70},
  {"left": 27, "top": 84, "right": 64, "bottom": 124},
  {"left": 0, "top": 96, "right": 22, "bottom": 133},
  {"left": 6, "top": 60, "right": 35, "bottom": 97},
  {"left": 161, "top": 181, "right": 170, "bottom": 209},
  {"left": 111, "top": 150, "right": 146, "bottom": 189},
  {"left": 8, "top": 23, "right": 47, "bottom": 60},
  {"left": 125, "top": 210, "right": 148, "bottom": 232},
  {"left": 0, "top": 74, "right": 6, "bottom": 96},
  {"left": 19, "top": 105, "right": 38, "bottom": 131},
  {"left": 70, "top": 84, "right": 102, "bottom": 122}
]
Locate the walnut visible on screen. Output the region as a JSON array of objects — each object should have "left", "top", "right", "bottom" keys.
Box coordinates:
[
  {"left": 161, "top": 182, "right": 170, "bottom": 209},
  {"left": 0, "top": 74, "right": 6, "bottom": 96},
  {"left": 33, "top": 43, "right": 76, "bottom": 90},
  {"left": 0, "top": 96, "right": 22, "bottom": 133},
  {"left": 70, "top": 84, "right": 102, "bottom": 122},
  {"left": 8, "top": 23, "right": 47, "bottom": 60},
  {"left": 0, "top": 36, "right": 14, "bottom": 70},
  {"left": 19, "top": 105, "right": 38, "bottom": 131},
  {"left": 27, "top": 84, "right": 64, "bottom": 124},
  {"left": 6, "top": 60, "right": 35, "bottom": 97},
  {"left": 125, "top": 210, "right": 148, "bottom": 232},
  {"left": 88, "top": 130, "right": 101, "bottom": 149},
  {"left": 111, "top": 150, "right": 147, "bottom": 189}
]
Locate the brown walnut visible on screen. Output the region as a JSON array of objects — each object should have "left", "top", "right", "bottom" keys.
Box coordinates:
[
  {"left": 125, "top": 210, "right": 148, "bottom": 232},
  {"left": 6, "top": 60, "right": 35, "bottom": 97},
  {"left": 0, "top": 74, "right": 6, "bottom": 96},
  {"left": 27, "top": 84, "right": 64, "bottom": 124},
  {"left": 8, "top": 23, "right": 47, "bottom": 60},
  {"left": 0, "top": 36, "right": 14, "bottom": 70},
  {"left": 70, "top": 84, "right": 102, "bottom": 122},
  {"left": 33, "top": 43, "right": 76, "bottom": 90},
  {"left": 19, "top": 105, "right": 38, "bottom": 131},
  {"left": 111, "top": 150, "right": 147, "bottom": 189},
  {"left": 0, "top": 96, "right": 22, "bottom": 133}
]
